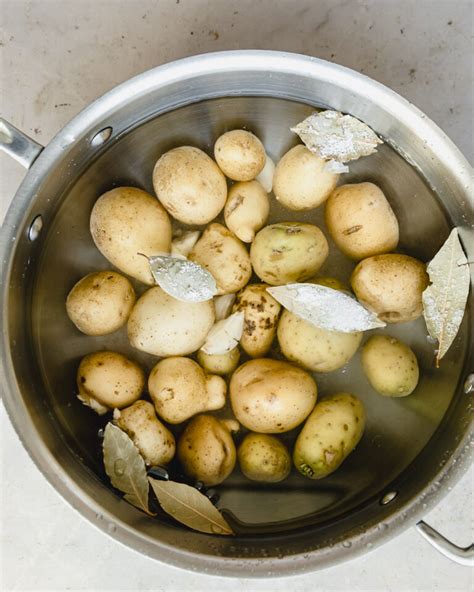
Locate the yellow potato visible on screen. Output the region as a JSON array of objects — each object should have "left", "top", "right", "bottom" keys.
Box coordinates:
[
  {"left": 128, "top": 287, "right": 215, "bottom": 356},
  {"left": 189, "top": 223, "right": 252, "bottom": 295},
  {"left": 233, "top": 284, "right": 281, "bottom": 357},
  {"left": 362, "top": 335, "right": 419, "bottom": 397},
  {"left": 238, "top": 433, "right": 291, "bottom": 482},
  {"left": 351, "top": 254, "right": 429, "bottom": 323},
  {"left": 197, "top": 347, "right": 240, "bottom": 375},
  {"left": 250, "top": 222, "right": 329, "bottom": 285},
  {"left": 325, "top": 182, "right": 399, "bottom": 260},
  {"left": 277, "top": 309, "right": 362, "bottom": 372},
  {"left": 113, "top": 400, "right": 175, "bottom": 466},
  {"left": 224, "top": 180, "right": 270, "bottom": 242},
  {"left": 273, "top": 145, "right": 339, "bottom": 210},
  {"left": 90, "top": 187, "right": 171, "bottom": 285},
  {"left": 294, "top": 393, "right": 365, "bottom": 479},
  {"left": 66, "top": 271, "right": 135, "bottom": 336},
  {"left": 177, "top": 415, "right": 237, "bottom": 486},
  {"left": 214, "top": 130, "right": 266, "bottom": 181},
  {"left": 230, "top": 359, "right": 317, "bottom": 433},
  {"left": 148, "top": 357, "right": 226, "bottom": 424},
  {"left": 152, "top": 146, "right": 227, "bottom": 224},
  {"left": 77, "top": 351, "right": 144, "bottom": 415}
]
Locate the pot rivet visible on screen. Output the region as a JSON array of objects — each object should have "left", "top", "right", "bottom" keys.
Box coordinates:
[
  {"left": 380, "top": 491, "right": 398, "bottom": 505},
  {"left": 91, "top": 126, "right": 113, "bottom": 147},
  {"left": 463, "top": 374, "right": 474, "bottom": 394},
  {"left": 28, "top": 215, "right": 43, "bottom": 241}
]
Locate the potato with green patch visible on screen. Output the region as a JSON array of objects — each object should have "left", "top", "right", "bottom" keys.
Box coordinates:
[
  {"left": 238, "top": 433, "right": 291, "bottom": 482},
  {"left": 273, "top": 145, "right": 339, "bottom": 210},
  {"left": 113, "top": 400, "right": 175, "bottom": 466},
  {"left": 325, "top": 182, "right": 399, "bottom": 260},
  {"left": 77, "top": 351, "right": 145, "bottom": 415},
  {"left": 294, "top": 393, "right": 365, "bottom": 479},
  {"left": 277, "top": 309, "right": 362, "bottom": 373},
  {"left": 230, "top": 359, "right": 317, "bottom": 433},
  {"left": 250, "top": 222, "right": 329, "bottom": 285},
  {"left": 362, "top": 335, "right": 419, "bottom": 397},
  {"left": 351, "top": 254, "right": 429, "bottom": 323},
  {"left": 197, "top": 347, "right": 240, "bottom": 376},
  {"left": 177, "top": 415, "right": 237, "bottom": 486},
  {"left": 189, "top": 223, "right": 252, "bottom": 295},
  {"left": 233, "top": 284, "right": 281, "bottom": 358}
]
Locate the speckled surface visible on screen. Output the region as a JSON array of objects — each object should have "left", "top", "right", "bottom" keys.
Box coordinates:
[{"left": 1, "top": 1, "right": 473, "bottom": 590}]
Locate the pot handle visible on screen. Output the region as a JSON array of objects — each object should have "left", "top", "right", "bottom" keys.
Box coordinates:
[
  {"left": 416, "top": 520, "right": 474, "bottom": 566},
  {"left": 0, "top": 118, "right": 43, "bottom": 168}
]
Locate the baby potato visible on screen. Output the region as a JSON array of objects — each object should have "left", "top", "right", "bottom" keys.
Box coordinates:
[
  {"left": 277, "top": 310, "right": 362, "bottom": 373},
  {"left": 152, "top": 146, "right": 227, "bottom": 225},
  {"left": 113, "top": 400, "right": 175, "bottom": 466},
  {"left": 238, "top": 433, "right": 291, "bottom": 483},
  {"left": 351, "top": 254, "right": 429, "bottom": 323},
  {"left": 362, "top": 335, "right": 419, "bottom": 397},
  {"left": 224, "top": 180, "right": 270, "bottom": 243},
  {"left": 233, "top": 284, "right": 281, "bottom": 358},
  {"left": 189, "top": 223, "right": 252, "bottom": 295},
  {"left": 90, "top": 187, "right": 171, "bottom": 285},
  {"left": 77, "top": 351, "right": 144, "bottom": 415},
  {"left": 250, "top": 222, "right": 329, "bottom": 285},
  {"left": 66, "top": 271, "right": 135, "bottom": 336},
  {"left": 273, "top": 145, "right": 339, "bottom": 210},
  {"left": 197, "top": 347, "right": 240, "bottom": 376},
  {"left": 148, "top": 357, "right": 226, "bottom": 424},
  {"left": 325, "top": 182, "right": 399, "bottom": 260},
  {"left": 177, "top": 415, "right": 237, "bottom": 486},
  {"left": 294, "top": 393, "right": 365, "bottom": 479},
  {"left": 230, "top": 359, "right": 317, "bottom": 433},
  {"left": 214, "top": 130, "right": 266, "bottom": 181},
  {"left": 128, "top": 287, "right": 215, "bottom": 357}
]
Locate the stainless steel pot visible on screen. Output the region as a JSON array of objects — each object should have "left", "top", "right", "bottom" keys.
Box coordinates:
[{"left": 1, "top": 51, "right": 473, "bottom": 576}]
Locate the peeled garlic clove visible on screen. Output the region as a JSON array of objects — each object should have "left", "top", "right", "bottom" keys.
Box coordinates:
[
  {"left": 171, "top": 230, "right": 201, "bottom": 258},
  {"left": 256, "top": 154, "right": 275, "bottom": 193},
  {"left": 201, "top": 311, "right": 244, "bottom": 355},
  {"left": 214, "top": 293, "right": 236, "bottom": 321}
]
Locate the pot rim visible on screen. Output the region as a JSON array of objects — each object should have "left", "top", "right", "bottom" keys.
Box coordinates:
[{"left": 1, "top": 50, "right": 472, "bottom": 577}]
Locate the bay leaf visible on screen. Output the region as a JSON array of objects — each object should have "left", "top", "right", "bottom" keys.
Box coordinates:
[
  {"left": 267, "top": 284, "right": 386, "bottom": 333},
  {"left": 422, "top": 228, "right": 470, "bottom": 366},
  {"left": 200, "top": 311, "right": 244, "bottom": 354},
  {"left": 146, "top": 254, "right": 217, "bottom": 302},
  {"left": 291, "top": 110, "right": 383, "bottom": 162},
  {"left": 148, "top": 478, "right": 234, "bottom": 535},
  {"left": 103, "top": 423, "right": 154, "bottom": 516}
]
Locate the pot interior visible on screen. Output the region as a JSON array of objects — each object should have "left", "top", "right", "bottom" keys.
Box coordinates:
[{"left": 28, "top": 96, "right": 469, "bottom": 537}]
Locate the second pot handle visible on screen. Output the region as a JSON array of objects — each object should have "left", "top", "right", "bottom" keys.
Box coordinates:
[
  {"left": 0, "top": 118, "right": 43, "bottom": 169},
  {"left": 416, "top": 520, "right": 474, "bottom": 567}
]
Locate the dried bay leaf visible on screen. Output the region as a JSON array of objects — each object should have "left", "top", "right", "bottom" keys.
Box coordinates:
[
  {"left": 148, "top": 478, "right": 234, "bottom": 535},
  {"left": 267, "top": 284, "right": 386, "bottom": 333},
  {"left": 200, "top": 311, "right": 244, "bottom": 354},
  {"left": 422, "top": 228, "right": 470, "bottom": 366},
  {"left": 291, "top": 110, "right": 383, "bottom": 163},
  {"left": 103, "top": 423, "right": 154, "bottom": 516},
  {"left": 145, "top": 254, "right": 217, "bottom": 302}
]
